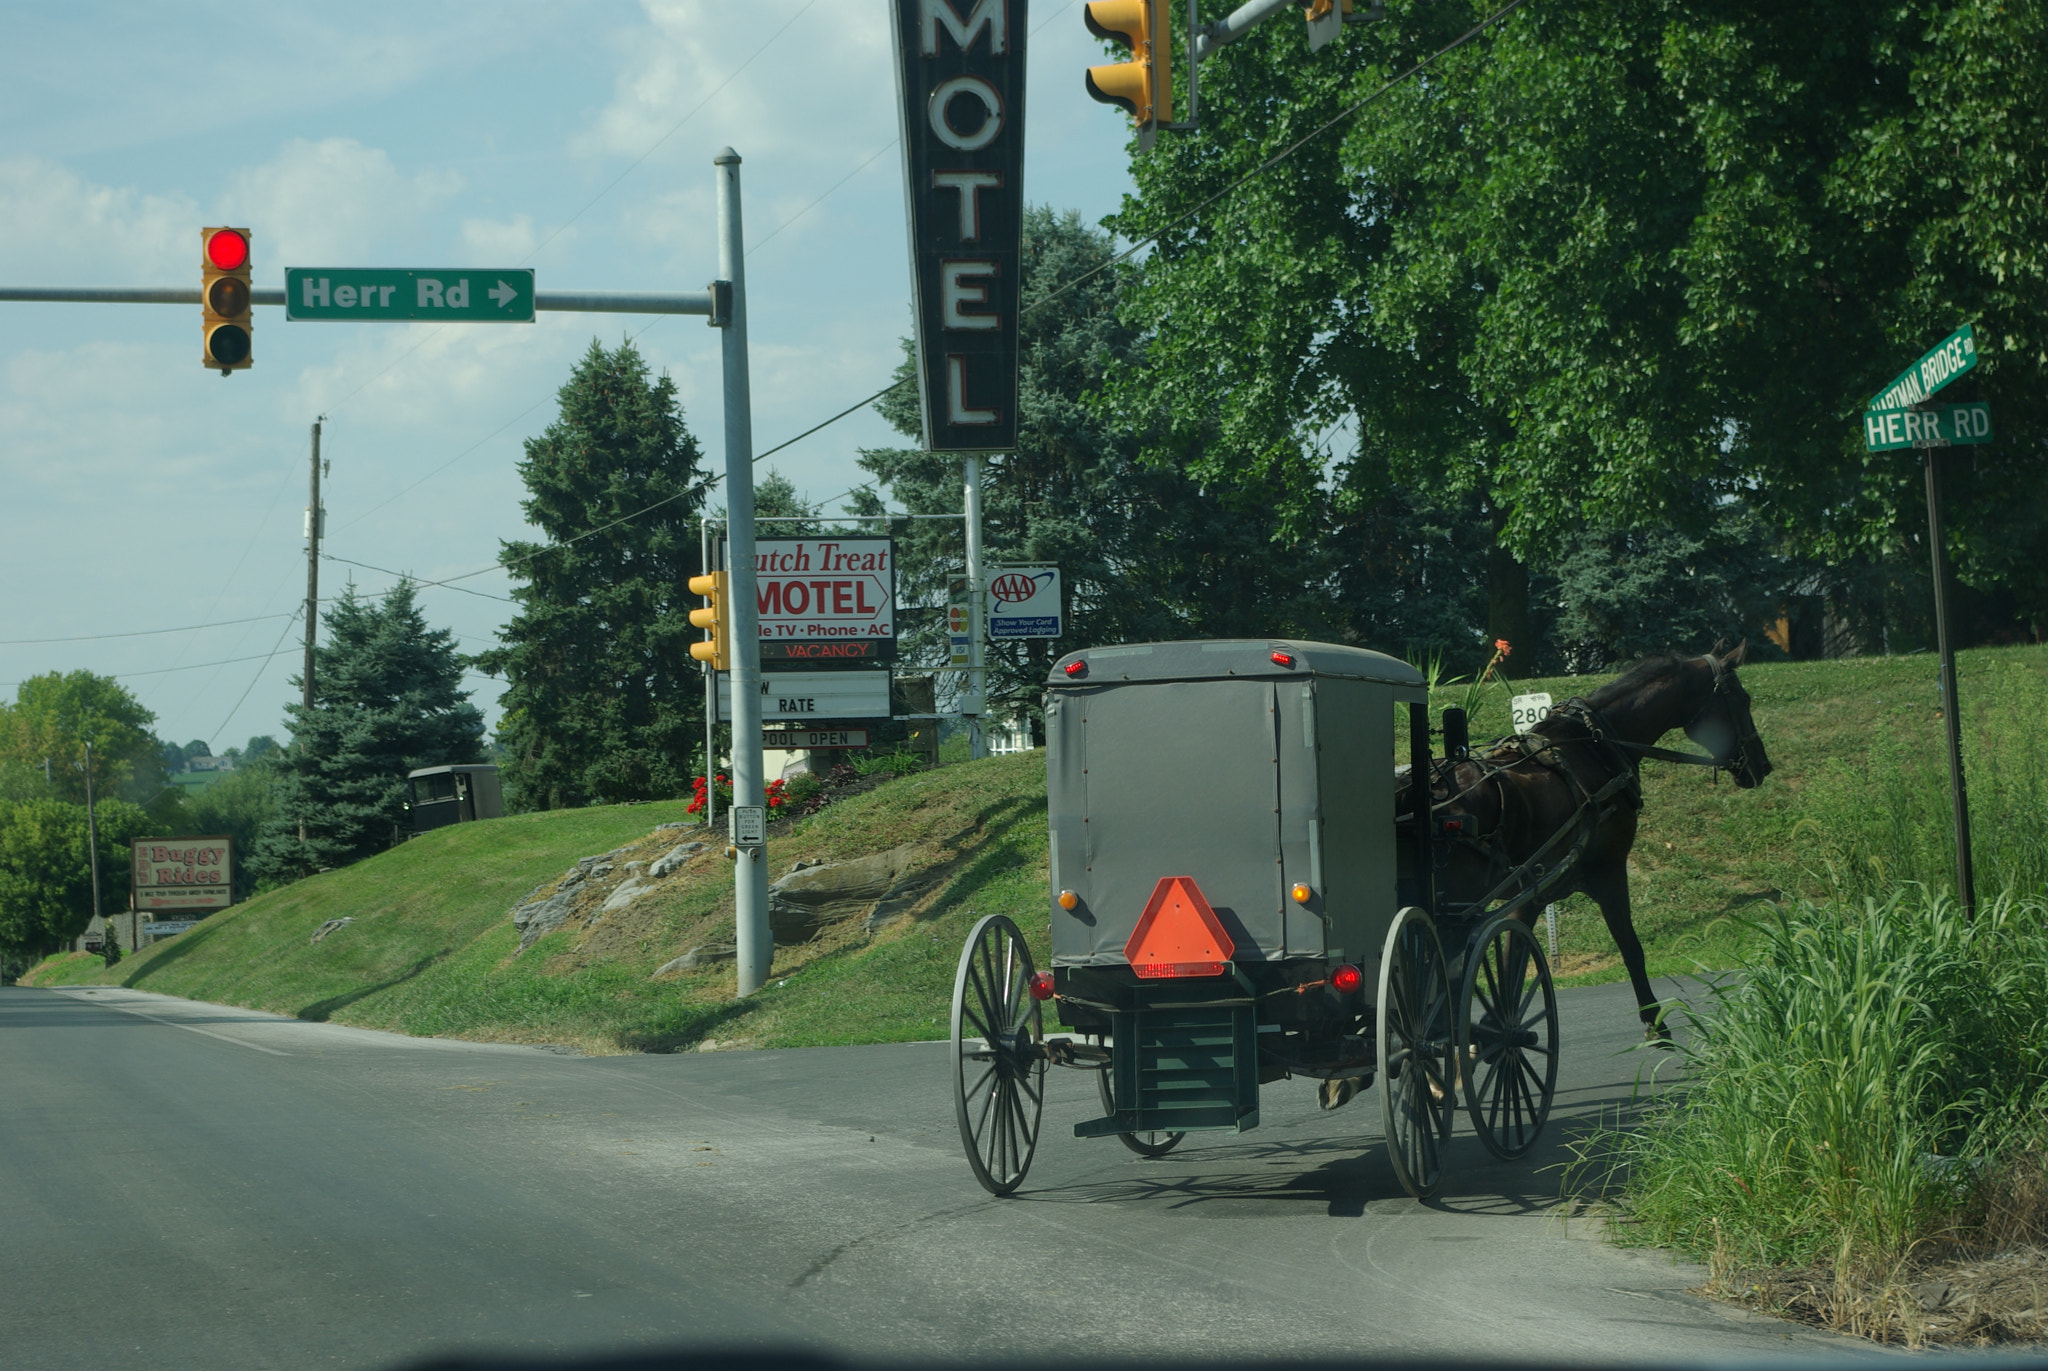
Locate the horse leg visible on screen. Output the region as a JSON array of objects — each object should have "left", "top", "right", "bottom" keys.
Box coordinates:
[{"left": 1580, "top": 862, "right": 1670, "bottom": 1042}]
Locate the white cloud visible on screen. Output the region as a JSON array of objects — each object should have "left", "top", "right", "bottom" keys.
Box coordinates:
[
  {"left": 223, "top": 138, "right": 463, "bottom": 273},
  {"left": 0, "top": 156, "right": 199, "bottom": 282},
  {"left": 460, "top": 213, "right": 543, "bottom": 261}
]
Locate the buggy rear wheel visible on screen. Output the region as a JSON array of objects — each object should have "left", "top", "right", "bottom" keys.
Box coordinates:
[
  {"left": 1378, "top": 906, "right": 1454, "bottom": 1199},
  {"left": 1095, "top": 1054, "right": 1186, "bottom": 1158},
  {"left": 1457, "top": 912, "right": 1559, "bottom": 1161},
  {"left": 949, "top": 914, "right": 1046, "bottom": 1196}
]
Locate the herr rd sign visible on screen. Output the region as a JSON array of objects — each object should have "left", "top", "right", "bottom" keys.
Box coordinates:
[
  {"left": 285, "top": 269, "right": 536, "bottom": 322},
  {"left": 1863, "top": 402, "right": 1994, "bottom": 452},
  {"left": 894, "top": 0, "right": 1028, "bottom": 451}
]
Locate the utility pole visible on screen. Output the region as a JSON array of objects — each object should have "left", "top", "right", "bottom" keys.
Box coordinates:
[
  {"left": 963, "top": 456, "right": 987, "bottom": 760},
  {"left": 82, "top": 737, "right": 103, "bottom": 943},
  {"left": 300, "top": 418, "right": 323, "bottom": 845},
  {"left": 715, "top": 148, "right": 770, "bottom": 997},
  {"left": 1923, "top": 445, "right": 1977, "bottom": 916}
]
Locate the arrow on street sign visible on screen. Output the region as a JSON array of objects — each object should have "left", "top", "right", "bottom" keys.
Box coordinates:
[
  {"left": 1869, "top": 324, "right": 1977, "bottom": 410},
  {"left": 1863, "top": 401, "right": 1994, "bottom": 452},
  {"left": 284, "top": 268, "right": 535, "bottom": 322}
]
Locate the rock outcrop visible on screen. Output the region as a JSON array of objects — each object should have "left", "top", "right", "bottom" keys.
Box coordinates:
[{"left": 766, "top": 844, "right": 928, "bottom": 941}]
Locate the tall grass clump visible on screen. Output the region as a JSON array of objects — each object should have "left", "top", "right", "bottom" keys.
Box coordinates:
[
  {"left": 1577, "top": 888, "right": 2048, "bottom": 1283},
  {"left": 1800, "top": 659, "right": 2048, "bottom": 902}
]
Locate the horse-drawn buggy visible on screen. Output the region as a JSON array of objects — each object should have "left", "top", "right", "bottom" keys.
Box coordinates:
[{"left": 947, "top": 636, "right": 1772, "bottom": 1198}]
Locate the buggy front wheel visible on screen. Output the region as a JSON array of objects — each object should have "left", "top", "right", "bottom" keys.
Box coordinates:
[
  {"left": 1095, "top": 1053, "right": 1186, "bottom": 1158},
  {"left": 1457, "top": 912, "right": 1559, "bottom": 1160},
  {"left": 1378, "top": 906, "right": 1455, "bottom": 1199},
  {"left": 949, "top": 914, "right": 1046, "bottom": 1195}
]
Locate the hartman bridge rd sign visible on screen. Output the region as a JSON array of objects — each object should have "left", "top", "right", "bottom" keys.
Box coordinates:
[{"left": 284, "top": 268, "right": 536, "bottom": 322}]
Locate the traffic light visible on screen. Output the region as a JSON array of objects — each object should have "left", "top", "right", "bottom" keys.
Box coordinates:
[
  {"left": 1084, "top": 1, "right": 1170, "bottom": 129},
  {"left": 688, "top": 571, "right": 729, "bottom": 671},
  {"left": 201, "top": 227, "right": 252, "bottom": 375}
]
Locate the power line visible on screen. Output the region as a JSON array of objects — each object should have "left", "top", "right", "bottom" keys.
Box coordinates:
[
  {"left": 0, "top": 613, "right": 297, "bottom": 646},
  {"left": 322, "top": 554, "right": 514, "bottom": 602},
  {"left": 206, "top": 608, "right": 306, "bottom": 749}
]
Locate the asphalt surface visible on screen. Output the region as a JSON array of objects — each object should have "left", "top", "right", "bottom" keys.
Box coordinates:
[{"left": 0, "top": 977, "right": 1868, "bottom": 1369}]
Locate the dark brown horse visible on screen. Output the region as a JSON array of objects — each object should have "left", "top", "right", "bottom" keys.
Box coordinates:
[{"left": 1412, "top": 645, "right": 1773, "bottom": 1038}]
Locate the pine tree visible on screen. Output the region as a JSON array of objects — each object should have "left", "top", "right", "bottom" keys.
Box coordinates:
[
  {"left": 252, "top": 582, "right": 484, "bottom": 881},
  {"left": 475, "top": 339, "right": 710, "bottom": 810}
]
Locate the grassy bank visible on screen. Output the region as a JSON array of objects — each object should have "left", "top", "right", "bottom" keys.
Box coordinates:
[
  {"left": 23, "top": 753, "right": 1049, "bottom": 1054},
  {"left": 23, "top": 642, "right": 2048, "bottom": 1057},
  {"left": 1572, "top": 889, "right": 2048, "bottom": 1343}
]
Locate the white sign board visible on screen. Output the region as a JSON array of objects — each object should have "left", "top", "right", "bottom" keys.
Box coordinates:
[
  {"left": 988, "top": 566, "right": 1061, "bottom": 640},
  {"left": 718, "top": 670, "right": 891, "bottom": 722},
  {"left": 752, "top": 539, "right": 895, "bottom": 657},
  {"left": 729, "top": 805, "right": 766, "bottom": 846},
  {"left": 1510, "top": 693, "right": 1554, "bottom": 733},
  {"left": 762, "top": 728, "right": 870, "bottom": 750},
  {"left": 131, "top": 836, "right": 235, "bottom": 911}
]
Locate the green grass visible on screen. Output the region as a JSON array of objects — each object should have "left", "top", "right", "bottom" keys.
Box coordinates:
[
  {"left": 24, "top": 642, "right": 2048, "bottom": 1057},
  {"left": 23, "top": 754, "right": 1051, "bottom": 1054}
]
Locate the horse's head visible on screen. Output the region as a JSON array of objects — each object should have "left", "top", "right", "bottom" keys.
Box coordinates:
[{"left": 1685, "top": 643, "right": 1773, "bottom": 788}]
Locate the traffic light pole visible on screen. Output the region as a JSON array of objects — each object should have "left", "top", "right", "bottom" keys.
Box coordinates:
[{"left": 714, "top": 147, "right": 771, "bottom": 997}]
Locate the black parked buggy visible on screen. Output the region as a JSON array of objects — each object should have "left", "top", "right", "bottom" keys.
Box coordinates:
[{"left": 948, "top": 639, "right": 1562, "bottom": 1198}]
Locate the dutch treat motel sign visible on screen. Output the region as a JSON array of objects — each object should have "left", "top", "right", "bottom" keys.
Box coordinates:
[{"left": 284, "top": 268, "right": 535, "bottom": 322}]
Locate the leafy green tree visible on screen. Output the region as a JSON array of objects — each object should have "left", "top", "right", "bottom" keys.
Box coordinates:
[
  {"left": 0, "top": 672, "right": 164, "bottom": 806},
  {"left": 0, "top": 797, "right": 150, "bottom": 955},
  {"left": 1107, "top": 0, "right": 2048, "bottom": 643},
  {"left": 477, "top": 339, "right": 712, "bottom": 810},
  {"left": 176, "top": 760, "right": 278, "bottom": 900},
  {"left": 252, "top": 582, "right": 484, "bottom": 881}
]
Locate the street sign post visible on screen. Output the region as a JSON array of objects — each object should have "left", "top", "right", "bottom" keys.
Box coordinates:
[
  {"left": 988, "top": 565, "right": 1061, "bottom": 639},
  {"left": 1868, "top": 323, "right": 1977, "bottom": 411},
  {"left": 717, "top": 670, "right": 893, "bottom": 722},
  {"left": 284, "top": 268, "right": 536, "bottom": 322},
  {"left": 1862, "top": 401, "right": 1993, "bottom": 452}
]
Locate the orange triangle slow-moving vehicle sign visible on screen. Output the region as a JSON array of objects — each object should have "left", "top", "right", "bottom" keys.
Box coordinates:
[{"left": 1124, "top": 876, "right": 1235, "bottom": 978}]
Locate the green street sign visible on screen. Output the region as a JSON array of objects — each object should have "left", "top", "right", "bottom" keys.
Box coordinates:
[
  {"left": 1863, "top": 401, "right": 1994, "bottom": 452},
  {"left": 283, "top": 268, "right": 534, "bottom": 322},
  {"left": 1869, "top": 324, "right": 1976, "bottom": 410}
]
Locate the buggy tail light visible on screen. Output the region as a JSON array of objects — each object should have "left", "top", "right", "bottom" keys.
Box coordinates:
[
  {"left": 1331, "top": 963, "right": 1363, "bottom": 994},
  {"left": 1057, "top": 889, "right": 1078, "bottom": 910},
  {"left": 1271, "top": 650, "right": 1295, "bottom": 667},
  {"left": 1124, "top": 876, "right": 1235, "bottom": 978},
  {"left": 1063, "top": 659, "right": 1087, "bottom": 677},
  {"left": 1028, "top": 971, "right": 1055, "bottom": 1001}
]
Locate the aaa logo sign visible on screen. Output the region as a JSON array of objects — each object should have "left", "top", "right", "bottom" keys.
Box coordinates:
[{"left": 988, "top": 564, "right": 1060, "bottom": 640}]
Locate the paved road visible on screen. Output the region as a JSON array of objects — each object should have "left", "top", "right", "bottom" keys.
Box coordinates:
[{"left": 0, "top": 978, "right": 1858, "bottom": 1369}]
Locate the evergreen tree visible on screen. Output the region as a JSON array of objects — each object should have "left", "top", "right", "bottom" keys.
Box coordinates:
[
  {"left": 252, "top": 582, "right": 483, "bottom": 881},
  {"left": 476, "top": 339, "right": 711, "bottom": 810}
]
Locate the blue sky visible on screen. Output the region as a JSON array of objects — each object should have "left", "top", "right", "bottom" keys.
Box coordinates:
[{"left": 0, "top": 0, "right": 1128, "bottom": 748}]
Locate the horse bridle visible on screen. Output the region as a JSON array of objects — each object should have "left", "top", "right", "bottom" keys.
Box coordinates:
[{"left": 1560, "top": 654, "right": 1757, "bottom": 781}]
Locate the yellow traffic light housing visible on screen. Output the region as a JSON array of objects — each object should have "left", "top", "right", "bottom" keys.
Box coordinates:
[
  {"left": 201, "top": 227, "right": 253, "bottom": 374},
  {"left": 1084, "top": 1, "right": 1171, "bottom": 129},
  {"left": 688, "top": 571, "right": 729, "bottom": 671}
]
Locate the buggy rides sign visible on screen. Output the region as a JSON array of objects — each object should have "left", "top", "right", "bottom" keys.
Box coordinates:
[{"left": 132, "top": 836, "right": 235, "bottom": 912}]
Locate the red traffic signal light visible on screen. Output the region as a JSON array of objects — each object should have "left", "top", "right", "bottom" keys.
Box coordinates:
[
  {"left": 1084, "top": 1, "right": 1170, "bottom": 128},
  {"left": 202, "top": 227, "right": 252, "bottom": 374}
]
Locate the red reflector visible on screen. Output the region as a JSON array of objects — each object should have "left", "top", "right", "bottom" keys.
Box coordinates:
[
  {"left": 1028, "top": 971, "right": 1055, "bottom": 1001},
  {"left": 1271, "top": 650, "right": 1295, "bottom": 667},
  {"left": 1063, "top": 660, "right": 1087, "bottom": 677},
  {"left": 1125, "top": 876, "right": 1235, "bottom": 978},
  {"left": 1331, "top": 963, "right": 1363, "bottom": 994},
  {"left": 206, "top": 228, "right": 249, "bottom": 271}
]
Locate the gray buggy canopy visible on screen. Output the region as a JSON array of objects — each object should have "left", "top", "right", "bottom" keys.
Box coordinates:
[{"left": 1044, "top": 640, "right": 1425, "bottom": 971}]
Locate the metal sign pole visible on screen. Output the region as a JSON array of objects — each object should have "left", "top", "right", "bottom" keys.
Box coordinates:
[
  {"left": 715, "top": 148, "right": 771, "bottom": 994},
  {"left": 1922, "top": 442, "right": 1976, "bottom": 916},
  {"left": 964, "top": 455, "right": 986, "bottom": 759}
]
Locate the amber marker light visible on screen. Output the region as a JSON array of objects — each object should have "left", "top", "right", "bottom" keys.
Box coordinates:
[
  {"left": 1291, "top": 882, "right": 1312, "bottom": 904},
  {"left": 1058, "top": 889, "right": 1078, "bottom": 910}
]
